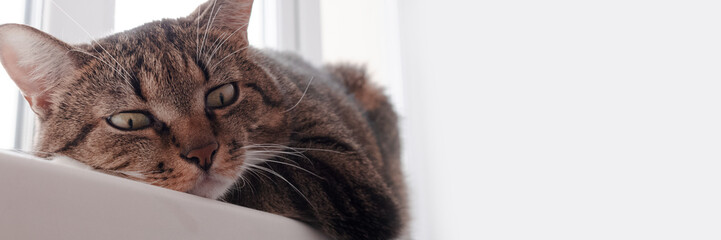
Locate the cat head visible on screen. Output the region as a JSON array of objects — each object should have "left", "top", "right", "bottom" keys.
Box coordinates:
[{"left": 0, "top": 0, "right": 289, "bottom": 199}]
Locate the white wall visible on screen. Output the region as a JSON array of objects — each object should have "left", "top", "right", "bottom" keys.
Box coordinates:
[{"left": 398, "top": 0, "right": 721, "bottom": 239}]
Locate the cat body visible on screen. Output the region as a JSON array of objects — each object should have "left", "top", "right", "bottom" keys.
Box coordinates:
[
  {"left": 226, "top": 49, "right": 407, "bottom": 239},
  {"left": 0, "top": 0, "right": 406, "bottom": 239}
]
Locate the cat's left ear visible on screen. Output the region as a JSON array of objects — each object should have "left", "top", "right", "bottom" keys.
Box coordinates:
[
  {"left": 188, "top": 0, "right": 254, "bottom": 40},
  {"left": 0, "top": 24, "right": 79, "bottom": 117}
]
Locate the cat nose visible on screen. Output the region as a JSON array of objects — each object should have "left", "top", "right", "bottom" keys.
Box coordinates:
[{"left": 182, "top": 142, "right": 218, "bottom": 171}]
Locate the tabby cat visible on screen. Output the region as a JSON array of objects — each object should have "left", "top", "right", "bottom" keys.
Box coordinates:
[{"left": 0, "top": 0, "right": 406, "bottom": 239}]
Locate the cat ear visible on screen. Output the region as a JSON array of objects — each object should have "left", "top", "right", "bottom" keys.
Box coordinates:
[
  {"left": 0, "top": 24, "right": 77, "bottom": 117},
  {"left": 188, "top": 0, "right": 254, "bottom": 38}
]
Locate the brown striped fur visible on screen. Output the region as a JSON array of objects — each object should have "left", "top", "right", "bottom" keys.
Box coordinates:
[{"left": 0, "top": 0, "right": 406, "bottom": 239}]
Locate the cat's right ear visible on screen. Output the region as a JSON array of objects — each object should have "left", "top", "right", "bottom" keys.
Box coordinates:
[
  {"left": 0, "top": 24, "right": 78, "bottom": 117},
  {"left": 187, "top": 0, "right": 254, "bottom": 41}
]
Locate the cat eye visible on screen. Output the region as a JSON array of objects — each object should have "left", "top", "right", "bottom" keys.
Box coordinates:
[
  {"left": 107, "top": 112, "right": 153, "bottom": 130},
  {"left": 206, "top": 83, "right": 237, "bottom": 109}
]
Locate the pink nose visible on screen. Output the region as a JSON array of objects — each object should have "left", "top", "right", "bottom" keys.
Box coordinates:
[{"left": 184, "top": 142, "right": 218, "bottom": 171}]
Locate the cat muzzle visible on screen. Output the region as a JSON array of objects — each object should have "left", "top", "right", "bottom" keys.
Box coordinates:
[{"left": 181, "top": 142, "right": 219, "bottom": 171}]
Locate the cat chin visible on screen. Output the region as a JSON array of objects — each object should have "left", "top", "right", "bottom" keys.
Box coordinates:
[{"left": 187, "top": 173, "right": 235, "bottom": 200}]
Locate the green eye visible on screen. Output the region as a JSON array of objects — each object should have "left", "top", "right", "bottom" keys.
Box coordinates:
[
  {"left": 206, "top": 83, "right": 237, "bottom": 108},
  {"left": 108, "top": 112, "right": 153, "bottom": 130}
]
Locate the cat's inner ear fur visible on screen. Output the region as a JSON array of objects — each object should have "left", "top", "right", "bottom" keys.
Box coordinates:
[
  {"left": 0, "top": 24, "right": 78, "bottom": 117},
  {"left": 188, "top": 0, "right": 254, "bottom": 39}
]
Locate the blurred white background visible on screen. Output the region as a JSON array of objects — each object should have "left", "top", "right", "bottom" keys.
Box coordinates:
[
  {"left": 0, "top": 0, "right": 23, "bottom": 149},
  {"left": 2, "top": 0, "right": 721, "bottom": 239}
]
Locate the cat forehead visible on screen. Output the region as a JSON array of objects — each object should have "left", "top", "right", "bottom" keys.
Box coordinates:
[
  {"left": 84, "top": 45, "right": 204, "bottom": 95},
  {"left": 82, "top": 26, "right": 205, "bottom": 87},
  {"left": 75, "top": 49, "right": 204, "bottom": 115},
  {"left": 87, "top": 20, "right": 203, "bottom": 67},
  {"left": 69, "top": 19, "right": 245, "bottom": 113}
]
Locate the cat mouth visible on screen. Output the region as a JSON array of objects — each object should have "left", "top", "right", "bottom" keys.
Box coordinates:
[{"left": 187, "top": 172, "right": 234, "bottom": 199}]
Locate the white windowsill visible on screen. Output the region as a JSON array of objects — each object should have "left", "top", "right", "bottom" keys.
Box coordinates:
[{"left": 0, "top": 150, "right": 326, "bottom": 240}]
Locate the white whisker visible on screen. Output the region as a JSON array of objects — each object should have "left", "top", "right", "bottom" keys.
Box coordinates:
[
  {"left": 199, "top": 0, "right": 218, "bottom": 56},
  {"left": 247, "top": 164, "right": 318, "bottom": 212},
  {"left": 210, "top": 46, "right": 248, "bottom": 70},
  {"left": 284, "top": 77, "right": 314, "bottom": 112},
  {"left": 205, "top": 31, "right": 228, "bottom": 62},
  {"left": 207, "top": 23, "right": 249, "bottom": 64},
  {"left": 242, "top": 148, "right": 312, "bottom": 162},
  {"left": 68, "top": 49, "right": 126, "bottom": 80},
  {"left": 260, "top": 159, "right": 322, "bottom": 179},
  {"left": 195, "top": 6, "right": 202, "bottom": 62},
  {"left": 243, "top": 164, "right": 270, "bottom": 187},
  {"left": 244, "top": 143, "right": 346, "bottom": 154},
  {"left": 49, "top": 0, "right": 133, "bottom": 84},
  {"left": 200, "top": 1, "right": 223, "bottom": 59},
  {"left": 245, "top": 151, "right": 300, "bottom": 164}
]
